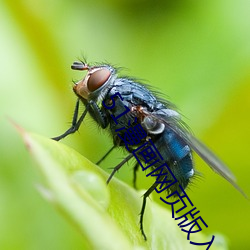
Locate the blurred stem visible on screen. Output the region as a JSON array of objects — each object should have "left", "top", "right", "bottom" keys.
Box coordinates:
[{"left": 4, "top": 1, "right": 68, "bottom": 94}]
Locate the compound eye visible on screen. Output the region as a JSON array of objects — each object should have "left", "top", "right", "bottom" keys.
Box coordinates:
[{"left": 87, "top": 68, "right": 111, "bottom": 92}]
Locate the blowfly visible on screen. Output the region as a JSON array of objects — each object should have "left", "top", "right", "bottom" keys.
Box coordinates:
[{"left": 52, "top": 60, "right": 246, "bottom": 239}]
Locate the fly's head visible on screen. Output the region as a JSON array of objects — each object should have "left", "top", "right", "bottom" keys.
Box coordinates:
[{"left": 72, "top": 61, "right": 116, "bottom": 102}]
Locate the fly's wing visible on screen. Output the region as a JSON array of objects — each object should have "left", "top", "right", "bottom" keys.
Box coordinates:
[{"left": 150, "top": 110, "right": 248, "bottom": 199}]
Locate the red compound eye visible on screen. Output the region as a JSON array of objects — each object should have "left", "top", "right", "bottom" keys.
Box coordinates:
[{"left": 87, "top": 68, "right": 111, "bottom": 92}]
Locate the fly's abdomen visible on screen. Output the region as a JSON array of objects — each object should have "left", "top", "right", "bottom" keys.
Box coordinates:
[{"left": 154, "top": 128, "right": 194, "bottom": 193}]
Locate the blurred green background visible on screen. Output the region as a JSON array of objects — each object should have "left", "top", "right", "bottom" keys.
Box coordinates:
[{"left": 1, "top": 0, "right": 250, "bottom": 249}]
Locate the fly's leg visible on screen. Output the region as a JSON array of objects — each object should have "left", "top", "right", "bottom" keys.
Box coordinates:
[
  {"left": 96, "top": 145, "right": 116, "bottom": 165},
  {"left": 140, "top": 180, "right": 160, "bottom": 240},
  {"left": 107, "top": 153, "right": 134, "bottom": 184},
  {"left": 133, "top": 162, "right": 139, "bottom": 189},
  {"left": 89, "top": 100, "right": 108, "bottom": 129},
  {"left": 52, "top": 100, "right": 89, "bottom": 141}
]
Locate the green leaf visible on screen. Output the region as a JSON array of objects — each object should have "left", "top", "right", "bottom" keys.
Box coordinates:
[{"left": 19, "top": 128, "right": 226, "bottom": 250}]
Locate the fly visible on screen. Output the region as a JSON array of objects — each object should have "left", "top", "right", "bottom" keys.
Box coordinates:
[{"left": 52, "top": 60, "right": 247, "bottom": 239}]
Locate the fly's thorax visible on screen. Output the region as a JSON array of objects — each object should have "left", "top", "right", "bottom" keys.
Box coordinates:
[{"left": 73, "top": 64, "right": 117, "bottom": 103}]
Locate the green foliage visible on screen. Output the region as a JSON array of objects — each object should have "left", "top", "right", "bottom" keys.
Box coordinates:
[
  {"left": 1, "top": 1, "right": 250, "bottom": 249},
  {"left": 18, "top": 129, "right": 224, "bottom": 250}
]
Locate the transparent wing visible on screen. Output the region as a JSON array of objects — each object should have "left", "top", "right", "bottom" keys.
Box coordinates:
[{"left": 148, "top": 110, "right": 248, "bottom": 198}]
